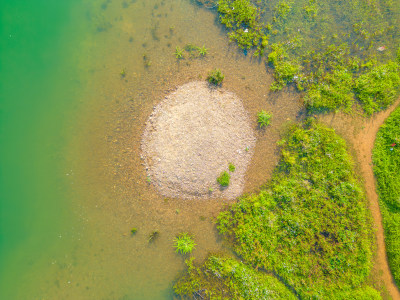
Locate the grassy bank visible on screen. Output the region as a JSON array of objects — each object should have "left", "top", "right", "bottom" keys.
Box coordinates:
[
  {"left": 372, "top": 106, "right": 400, "bottom": 286},
  {"left": 174, "top": 120, "right": 379, "bottom": 299},
  {"left": 216, "top": 120, "right": 377, "bottom": 298},
  {"left": 174, "top": 255, "right": 296, "bottom": 299},
  {"left": 211, "top": 0, "right": 400, "bottom": 114}
]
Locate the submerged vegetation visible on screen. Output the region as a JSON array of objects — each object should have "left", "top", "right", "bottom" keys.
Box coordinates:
[
  {"left": 207, "top": 68, "right": 225, "bottom": 85},
  {"left": 373, "top": 106, "right": 400, "bottom": 286},
  {"left": 174, "top": 255, "right": 296, "bottom": 299},
  {"left": 174, "top": 44, "right": 209, "bottom": 59},
  {"left": 213, "top": 0, "right": 400, "bottom": 114}
]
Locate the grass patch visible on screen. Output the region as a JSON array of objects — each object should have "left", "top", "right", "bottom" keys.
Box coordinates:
[
  {"left": 214, "top": 0, "right": 400, "bottom": 114},
  {"left": 217, "top": 171, "right": 230, "bottom": 186},
  {"left": 217, "top": 119, "right": 377, "bottom": 298},
  {"left": 257, "top": 110, "right": 272, "bottom": 128},
  {"left": 372, "top": 105, "right": 400, "bottom": 286},
  {"left": 174, "top": 233, "right": 196, "bottom": 255},
  {"left": 174, "top": 255, "right": 296, "bottom": 299},
  {"left": 207, "top": 68, "right": 225, "bottom": 85}
]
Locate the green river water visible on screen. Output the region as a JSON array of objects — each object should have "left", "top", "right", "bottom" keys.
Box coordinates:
[{"left": 0, "top": 0, "right": 303, "bottom": 299}]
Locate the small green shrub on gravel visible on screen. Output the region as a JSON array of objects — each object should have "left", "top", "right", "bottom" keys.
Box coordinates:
[
  {"left": 217, "top": 171, "right": 230, "bottom": 186},
  {"left": 373, "top": 106, "right": 400, "bottom": 286}
]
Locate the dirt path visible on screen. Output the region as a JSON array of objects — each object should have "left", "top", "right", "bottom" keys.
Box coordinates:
[
  {"left": 353, "top": 100, "right": 400, "bottom": 300},
  {"left": 319, "top": 99, "right": 400, "bottom": 299}
]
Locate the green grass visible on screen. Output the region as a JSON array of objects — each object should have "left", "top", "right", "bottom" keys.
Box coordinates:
[
  {"left": 257, "top": 110, "right": 272, "bottom": 128},
  {"left": 173, "top": 233, "right": 196, "bottom": 255},
  {"left": 214, "top": 0, "right": 400, "bottom": 114},
  {"left": 174, "top": 255, "right": 296, "bottom": 299},
  {"left": 372, "top": 105, "right": 400, "bottom": 286},
  {"left": 175, "top": 46, "right": 184, "bottom": 59},
  {"left": 217, "top": 119, "right": 377, "bottom": 298},
  {"left": 207, "top": 68, "right": 225, "bottom": 85},
  {"left": 217, "top": 171, "right": 230, "bottom": 186}
]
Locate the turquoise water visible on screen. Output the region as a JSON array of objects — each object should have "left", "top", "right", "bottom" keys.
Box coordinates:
[
  {"left": 0, "top": 0, "right": 87, "bottom": 297},
  {"left": 0, "top": 0, "right": 302, "bottom": 298}
]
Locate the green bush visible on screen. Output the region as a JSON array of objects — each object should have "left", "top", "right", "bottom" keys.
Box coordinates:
[
  {"left": 257, "top": 110, "right": 272, "bottom": 128},
  {"left": 304, "top": 67, "right": 354, "bottom": 113},
  {"left": 217, "top": 120, "right": 376, "bottom": 298},
  {"left": 217, "top": 0, "right": 268, "bottom": 50},
  {"left": 207, "top": 69, "right": 225, "bottom": 85},
  {"left": 174, "top": 255, "right": 296, "bottom": 299},
  {"left": 229, "top": 163, "right": 236, "bottom": 172},
  {"left": 355, "top": 62, "right": 400, "bottom": 115},
  {"left": 173, "top": 233, "right": 196, "bottom": 255},
  {"left": 373, "top": 106, "right": 400, "bottom": 285},
  {"left": 217, "top": 171, "right": 230, "bottom": 186}
]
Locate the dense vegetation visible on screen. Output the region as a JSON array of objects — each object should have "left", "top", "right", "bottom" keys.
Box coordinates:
[
  {"left": 174, "top": 255, "right": 296, "bottom": 299},
  {"left": 216, "top": 120, "right": 377, "bottom": 298},
  {"left": 174, "top": 120, "right": 379, "bottom": 298},
  {"left": 213, "top": 0, "right": 400, "bottom": 114},
  {"left": 372, "top": 106, "right": 400, "bottom": 286}
]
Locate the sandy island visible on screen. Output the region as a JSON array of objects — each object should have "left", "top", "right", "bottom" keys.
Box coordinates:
[{"left": 141, "top": 81, "right": 256, "bottom": 199}]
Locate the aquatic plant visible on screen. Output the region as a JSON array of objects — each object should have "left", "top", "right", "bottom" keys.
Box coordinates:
[
  {"left": 120, "top": 69, "right": 126, "bottom": 78},
  {"left": 148, "top": 230, "right": 159, "bottom": 243},
  {"left": 228, "top": 163, "right": 235, "bottom": 172},
  {"left": 207, "top": 69, "right": 224, "bottom": 85},
  {"left": 197, "top": 45, "right": 208, "bottom": 56},
  {"left": 175, "top": 46, "right": 184, "bottom": 59},
  {"left": 257, "top": 110, "right": 272, "bottom": 128},
  {"left": 217, "top": 0, "right": 268, "bottom": 50},
  {"left": 173, "top": 233, "right": 196, "bottom": 255},
  {"left": 215, "top": 0, "right": 400, "bottom": 114},
  {"left": 217, "top": 171, "right": 230, "bottom": 186},
  {"left": 373, "top": 106, "right": 400, "bottom": 285},
  {"left": 355, "top": 61, "right": 400, "bottom": 115}
]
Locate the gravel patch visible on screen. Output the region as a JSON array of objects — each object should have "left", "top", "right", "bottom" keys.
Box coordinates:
[{"left": 141, "top": 81, "right": 256, "bottom": 199}]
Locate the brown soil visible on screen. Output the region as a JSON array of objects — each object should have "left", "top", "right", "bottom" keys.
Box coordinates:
[
  {"left": 141, "top": 81, "right": 256, "bottom": 199},
  {"left": 354, "top": 102, "right": 400, "bottom": 300},
  {"left": 319, "top": 99, "right": 400, "bottom": 300}
]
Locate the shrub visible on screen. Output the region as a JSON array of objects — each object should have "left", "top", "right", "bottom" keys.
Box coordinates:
[
  {"left": 207, "top": 69, "right": 225, "bottom": 85},
  {"left": 174, "top": 233, "right": 196, "bottom": 255},
  {"left": 217, "top": 171, "right": 230, "bottom": 186},
  {"left": 257, "top": 110, "right": 272, "bottom": 128},
  {"left": 228, "top": 163, "right": 236, "bottom": 172},
  {"left": 355, "top": 61, "right": 400, "bottom": 115}
]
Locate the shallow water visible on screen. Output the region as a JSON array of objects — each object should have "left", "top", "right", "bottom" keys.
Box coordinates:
[{"left": 0, "top": 0, "right": 302, "bottom": 299}]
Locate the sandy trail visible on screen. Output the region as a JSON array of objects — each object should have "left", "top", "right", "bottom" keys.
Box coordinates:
[{"left": 353, "top": 99, "right": 400, "bottom": 300}]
